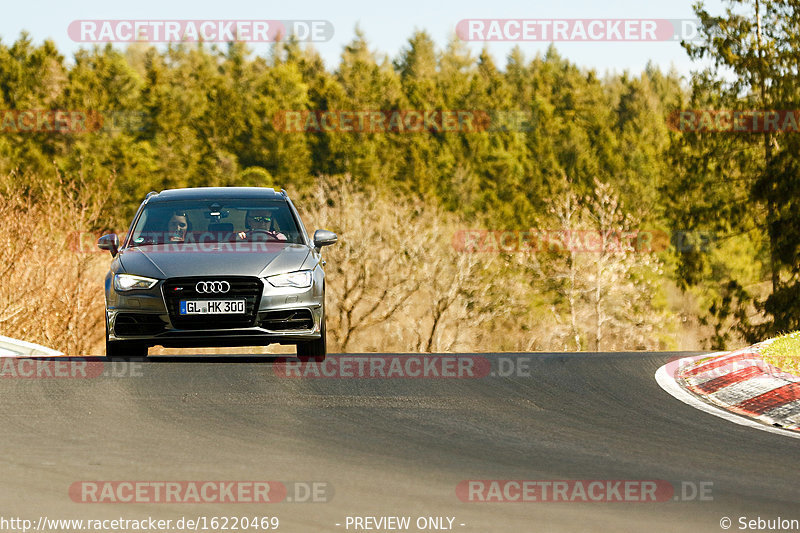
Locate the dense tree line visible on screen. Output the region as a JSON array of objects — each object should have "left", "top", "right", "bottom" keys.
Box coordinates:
[{"left": 0, "top": 30, "right": 683, "bottom": 225}]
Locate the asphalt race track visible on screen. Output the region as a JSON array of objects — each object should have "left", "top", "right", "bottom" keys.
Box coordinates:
[{"left": 1, "top": 352, "right": 798, "bottom": 532}]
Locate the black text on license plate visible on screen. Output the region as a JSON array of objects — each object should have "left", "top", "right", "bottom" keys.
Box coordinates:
[{"left": 179, "top": 300, "right": 246, "bottom": 314}]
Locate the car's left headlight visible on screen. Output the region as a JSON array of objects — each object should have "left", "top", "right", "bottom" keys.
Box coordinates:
[
  {"left": 114, "top": 273, "right": 159, "bottom": 291},
  {"left": 267, "top": 270, "right": 313, "bottom": 288}
]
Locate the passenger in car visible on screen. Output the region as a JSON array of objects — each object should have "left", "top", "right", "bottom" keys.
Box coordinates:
[{"left": 167, "top": 212, "right": 190, "bottom": 242}]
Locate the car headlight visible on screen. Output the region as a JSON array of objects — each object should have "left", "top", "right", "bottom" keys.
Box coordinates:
[
  {"left": 114, "top": 274, "right": 159, "bottom": 291},
  {"left": 267, "top": 270, "right": 313, "bottom": 288}
]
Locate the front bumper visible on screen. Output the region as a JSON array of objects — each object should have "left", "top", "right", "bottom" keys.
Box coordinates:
[{"left": 106, "top": 275, "right": 323, "bottom": 347}]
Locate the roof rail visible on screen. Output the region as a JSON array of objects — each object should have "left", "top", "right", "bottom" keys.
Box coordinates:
[{"left": 142, "top": 191, "right": 159, "bottom": 205}]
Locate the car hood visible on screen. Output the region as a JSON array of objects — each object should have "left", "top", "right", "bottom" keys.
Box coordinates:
[{"left": 117, "top": 243, "right": 312, "bottom": 279}]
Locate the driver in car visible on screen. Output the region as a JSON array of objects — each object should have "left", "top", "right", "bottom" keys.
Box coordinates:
[{"left": 237, "top": 209, "right": 287, "bottom": 241}]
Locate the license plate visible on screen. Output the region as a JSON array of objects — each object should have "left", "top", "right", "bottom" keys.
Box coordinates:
[{"left": 179, "top": 300, "right": 246, "bottom": 315}]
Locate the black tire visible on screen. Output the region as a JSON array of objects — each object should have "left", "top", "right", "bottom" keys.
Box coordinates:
[
  {"left": 106, "top": 338, "right": 148, "bottom": 360},
  {"left": 297, "top": 314, "right": 326, "bottom": 362}
]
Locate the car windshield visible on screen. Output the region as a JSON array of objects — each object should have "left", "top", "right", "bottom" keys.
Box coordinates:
[{"left": 127, "top": 199, "right": 303, "bottom": 246}]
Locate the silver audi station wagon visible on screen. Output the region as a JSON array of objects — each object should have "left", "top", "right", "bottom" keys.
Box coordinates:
[{"left": 98, "top": 187, "right": 337, "bottom": 360}]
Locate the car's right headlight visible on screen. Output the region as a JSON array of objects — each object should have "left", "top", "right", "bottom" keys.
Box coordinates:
[
  {"left": 266, "top": 271, "right": 313, "bottom": 288},
  {"left": 114, "top": 273, "right": 159, "bottom": 291}
]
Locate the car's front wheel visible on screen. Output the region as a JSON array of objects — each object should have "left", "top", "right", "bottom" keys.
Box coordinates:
[
  {"left": 106, "top": 325, "right": 148, "bottom": 360},
  {"left": 296, "top": 315, "right": 326, "bottom": 362},
  {"left": 105, "top": 315, "right": 148, "bottom": 360}
]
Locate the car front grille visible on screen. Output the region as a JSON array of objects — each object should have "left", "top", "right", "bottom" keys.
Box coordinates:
[
  {"left": 162, "top": 277, "right": 263, "bottom": 329},
  {"left": 114, "top": 313, "right": 168, "bottom": 336},
  {"left": 259, "top": 309, "right": 314, "bottom": 331}
]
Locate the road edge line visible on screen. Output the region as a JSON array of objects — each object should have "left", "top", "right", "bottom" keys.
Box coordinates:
[{"left": 0, "top": 335, "right": 63, "bottom": 357}]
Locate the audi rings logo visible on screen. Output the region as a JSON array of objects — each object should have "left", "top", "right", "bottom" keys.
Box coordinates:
[{"left": 195, "top": 281, "right": 230, "bottom": 294}]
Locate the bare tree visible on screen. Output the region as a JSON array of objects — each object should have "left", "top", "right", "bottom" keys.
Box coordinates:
[
  {"left": 0, "top": 168, "right": 115, "bottom": 354},
  {"left": 299, "top": 174, "right": 508, "bottom": 353},
  {"left": 301, "top": 175, "right": 425, "bottom": 351},
  {"left": 535, "top": 177, "right": 667, "bottom": 351},
  {"left": 584, "top": 178, "right": 665, "bottom": 351},
  {"left": 415, "top": 246, "right": 500, "bottom": 353},
  {"left": 548, "top": 181, "right": 583, "bottom": 350}
]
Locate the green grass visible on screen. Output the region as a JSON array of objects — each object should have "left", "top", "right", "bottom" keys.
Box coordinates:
[{"left": 761, "top": 331, "right": 800, "bottom": 376}]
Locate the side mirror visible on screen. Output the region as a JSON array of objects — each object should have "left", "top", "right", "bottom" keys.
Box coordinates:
[
  {"left": 97, "top": 233, "right": 120, "bottom": 256},
  {"left": 313, "top": 229, "right": 338, "bottom": 249}
]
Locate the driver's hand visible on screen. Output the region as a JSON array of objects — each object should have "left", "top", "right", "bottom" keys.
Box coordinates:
[{"left": 237, "top": 231, "right": 246, "bottom": 239}]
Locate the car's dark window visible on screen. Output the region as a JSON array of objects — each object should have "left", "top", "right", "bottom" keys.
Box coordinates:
[{"left": 128, "top": 199, "right": 303, "bottom": 245}]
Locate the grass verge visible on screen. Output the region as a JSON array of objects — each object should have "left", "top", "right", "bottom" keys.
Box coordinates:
[{"left": 761, "top": 331, "right": 800, "bottom": 376}]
